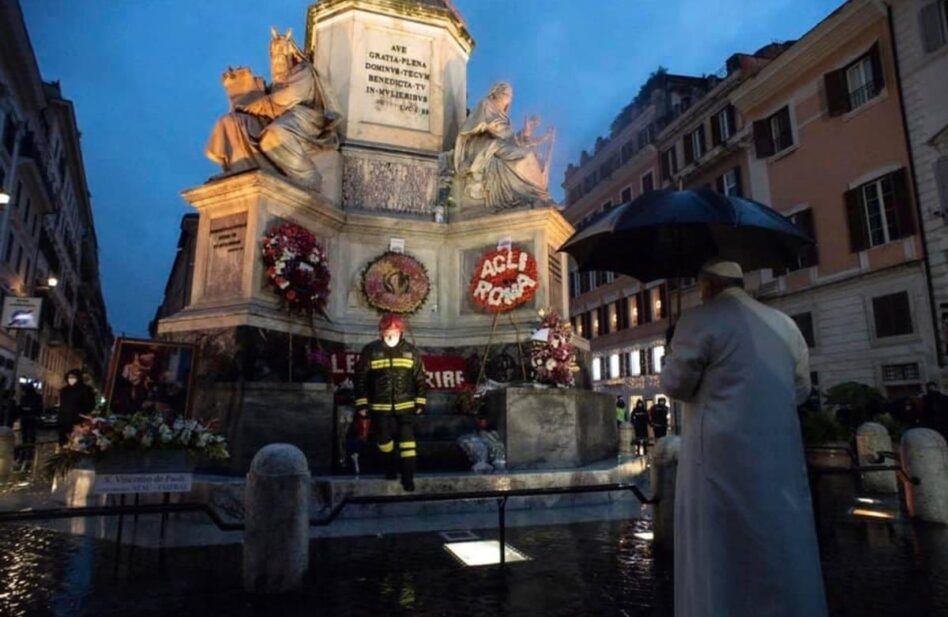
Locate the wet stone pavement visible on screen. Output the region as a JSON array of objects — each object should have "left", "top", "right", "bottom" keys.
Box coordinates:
[{"left": 0, "top": 503, "right": 947, "bottom": 617}]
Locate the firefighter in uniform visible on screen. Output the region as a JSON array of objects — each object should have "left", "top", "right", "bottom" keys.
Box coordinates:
[{"left": 354, "top": 314, "right": 427, "bottom": 491}]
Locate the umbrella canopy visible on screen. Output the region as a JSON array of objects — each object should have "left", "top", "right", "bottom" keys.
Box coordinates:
[{"left": 559, "top": 188, "right": 814, "bottom": 283}]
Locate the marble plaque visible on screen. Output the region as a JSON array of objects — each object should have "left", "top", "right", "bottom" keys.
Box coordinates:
[
  {"left": 358, "top": 26, "right": 433, "bottom": 132},
  {"left": 205, "top": 212, "right": 247, "bottom": 299},
  {"left": 342, "top": 152, "right": 438, "bottom": 214}
]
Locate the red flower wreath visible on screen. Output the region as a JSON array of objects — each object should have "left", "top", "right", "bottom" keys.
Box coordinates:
[
  {"left": 261, "top": 222, "right": 331, "bottom": 317},
  {"left": 469, "top": 247, "right": 540, "bottom": 313}
]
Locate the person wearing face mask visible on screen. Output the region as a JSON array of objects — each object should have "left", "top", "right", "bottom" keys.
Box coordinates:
[
  {"left": 57, "top": 369, "right": 97, "bottom": 445},
  {"left": 353, "top": 314, "right": 427, "bottom": 491}
]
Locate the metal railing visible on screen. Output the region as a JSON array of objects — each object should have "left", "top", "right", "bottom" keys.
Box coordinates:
[{"left": 0, "top": 481, "right": 657, "bottom": 567}]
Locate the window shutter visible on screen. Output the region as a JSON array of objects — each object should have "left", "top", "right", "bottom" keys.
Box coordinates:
[
  {"left": 661, "top": 152, "right": 670, "bottom": 181},
  {"left": 715, "top": 175, "right": 725, "bottom": 193},
  {"left": 920, "top": 2, "right": 946, "bottom": 53},
  {"left": 639, "top": 349, "right": 648, "bottom": 375},
  {"left": 824, "top": 68, "right": 850, "bottom": 116},
  {"left": 868, "top": 42, "right": 885, "bottom": 94},
  {"left": 776, "top": 107, "right": 793, "bottom": 150},
  {"left": 698, "top": 125, "right": 706, "bottom": 155},
  {"left": 753, "top": 119, "right": 774, "bottom": 158},
  {"left": 845, "top": 187, "right": 869, "bottom": 252},
  {"left": 890, "top": 167, "right": 915, "bottom": 238},
  {"left": 642, "top": 290, "right": 653, "bottom": 323},
  {"left": 726, "top": 105, "right": 736, "bottom": 138},
  {"left": 733, "top": 166, "right": 743, "bottom": 197},
  {"left": 936, "top": 157, "right": 948, "bottom": 220},
  {"left": 710, "top": 113, "right": 721, "bottom": 147},
  {"left": 683, "top": 135, "right": 694, "bottom": 165},
  {"left": 659, "top": 284, "right": 669, "bottom": 319}
]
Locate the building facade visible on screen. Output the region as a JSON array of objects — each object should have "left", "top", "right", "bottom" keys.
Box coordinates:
[
  {"left": 890, "top": 0, "right": 948, "bottom": 379},
  {"left": 0, "top": 1, "right": 112, "bottom": 400},
  {"left": 563, "top": 0, "right": 940, "bottom": 406}
]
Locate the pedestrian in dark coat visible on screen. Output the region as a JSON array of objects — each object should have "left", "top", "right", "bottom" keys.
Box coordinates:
[
  {"left": 16, "top": 384, "right": 42, "bottom": 458},
  {"left": 650, "top": 398, "right": 670, "bottom": 439},
  {"left": 630, "top": 400, "right": 650, "bottom": 455},
  {"left": 58, "top": 369, "right": 97, "bottom": 445}
]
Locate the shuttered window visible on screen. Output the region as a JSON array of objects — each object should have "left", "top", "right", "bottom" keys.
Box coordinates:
[
  {"left": 716, "top": 167, "right": 743, "bottom": 197},
  {"left": 661, "top": 147, "right": 678, "bottom": 181},
  {"left": 621, "top": 187, "right": 632, "bottom": 203},
  {"left": 920, "top": 1, "right": 947, "bottom": 53},
  {"left": 753, "top": 106, "right": 793, "bottom": 158},
  {"left": 788, "top": 209, "right": 818, "bottom": 270},
  {"left": 872, "top": 291, "right": 913, "bottom": 338},
  {"left": 683, "top": 126, "right": 706, "bottom": 165},
  {"left": 936, "top": 157, "right": 948, "bottom": 220},
  {"left": 641, "top": 171, "right": 655, "bottom": 193},
  {"left": 825, "top": 43, "right": 885, "bottom": 116},
  {"left": 710, "top": 106, "right": 736, "bottom": 146},
  {"left": 844, "top": 168, "right": 914, "bottom": 251},
  {"left": 791, "top": 312, "right": 816, "bottom": 348}
]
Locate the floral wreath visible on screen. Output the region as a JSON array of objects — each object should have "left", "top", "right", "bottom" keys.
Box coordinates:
[
  {"left": 530, "top": 310, "right": 577, "bottom": 387},
  {"left": 361, "top": 251, "right": 431, "bottom": 314},
  {"left": 261, "top": 222, "right": 331, "bottom": 317},
  {"left": 469, "top": 247, "right": 540, "bottom": 313}
]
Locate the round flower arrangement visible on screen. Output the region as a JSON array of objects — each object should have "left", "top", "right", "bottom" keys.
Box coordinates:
[
  {"left": 261, "top": 222, "right": 331, "bottom": 317},
  {"left": 469, "top": 247, "right": 539, "bottom": 313},
  {"left": 529, "top": 310, "right": 578, "bottom": 387},
  {"left": 361, "top": 251, "right": 431, "bottom": 314}
]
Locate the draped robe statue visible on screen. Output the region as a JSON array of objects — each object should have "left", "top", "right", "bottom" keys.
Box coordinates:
[
  {"left": 450, "top": 82, "right": 555, "bottom": 212},
  {"left": 205, "top": 28, "right": 342, "bottom": 188}
]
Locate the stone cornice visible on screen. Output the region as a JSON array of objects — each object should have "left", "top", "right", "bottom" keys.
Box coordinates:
[
  {"left": 306, "top": 0, "right": 475, "bottom": 55},
  {"left": 730, "top": 0, "right": 884, "bottom": 113}
]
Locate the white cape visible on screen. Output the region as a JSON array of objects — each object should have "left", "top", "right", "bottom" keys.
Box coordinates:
[{"left": 661, "top": 287, "right": 827, "bottom": 617}]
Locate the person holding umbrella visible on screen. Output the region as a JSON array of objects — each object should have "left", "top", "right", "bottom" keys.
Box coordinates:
[
  {"left": 560, "top": 188, "right": 824, "bottom": 617},
  {"left": 661, "top": 259, "right": 826, "bottom": 617}
]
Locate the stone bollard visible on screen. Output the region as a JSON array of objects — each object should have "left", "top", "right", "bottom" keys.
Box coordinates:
[
  {"left": 855, "top": 422, "right": 898, "bottom": 493},
  {"left": 0, "top": 427, "right": 14, "bottom": 481},
  {"left": 244, "top": 444, "right": 311, "bottom": 594},
  {"left": 901, "top": 428, "right": 948, "bottom": 525},
  {"left": 649, "top": 435, "right": 680, "bottom": 554},
  {"left": 618, "top": 422, "right": 634, "bottom": 455}
]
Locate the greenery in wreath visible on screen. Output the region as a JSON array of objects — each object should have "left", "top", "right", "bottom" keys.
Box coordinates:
[
  {"left": 46, "top": 412, "right": 229, "bottom": 478},
  {"left": 261, "top": 222, "right": 331, "bottom": 319},
  {"left": 361, "top": 251, "right": 431, "bottom": 314}
]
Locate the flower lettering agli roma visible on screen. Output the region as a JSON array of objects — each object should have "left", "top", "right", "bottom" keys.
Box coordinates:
[{"left": 469, "top": 247, "right": 539, "bottom": 312}]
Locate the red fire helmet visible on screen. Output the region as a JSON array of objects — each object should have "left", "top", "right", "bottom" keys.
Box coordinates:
[{"left": 378, "top": 313, "right": 405, "bottom": 333}]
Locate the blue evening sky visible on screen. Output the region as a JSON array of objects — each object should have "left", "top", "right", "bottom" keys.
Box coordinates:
[{"left": 22, "top": 0, "right": 841, "bottom": 337}]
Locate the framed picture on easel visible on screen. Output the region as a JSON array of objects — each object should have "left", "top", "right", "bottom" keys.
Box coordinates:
[{"left": 104, "top": 338, "right": 197, "bottom": 417}]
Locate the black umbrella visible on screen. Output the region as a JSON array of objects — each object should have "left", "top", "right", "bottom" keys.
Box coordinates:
[{"left": 559, "top": 188, "right": 814, "bottom": 283}]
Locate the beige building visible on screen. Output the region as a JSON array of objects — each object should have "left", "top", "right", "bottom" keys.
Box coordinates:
[
  {"left": 890, "top": 0, "right": 948, "bottom": 379},
  {"left": 564, "top": 0, "right": 941, "bottom": 405},
  {"left": 0, "top": 1, "right": 112, "bottom": 399}
]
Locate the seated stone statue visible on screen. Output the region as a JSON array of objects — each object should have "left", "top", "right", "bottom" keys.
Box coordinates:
[
  {"left": 450, "top": 82, "right": 555, "bottom": 212},
  {"left": 205, "top": 28, "right": 342, "bottom": 188}
]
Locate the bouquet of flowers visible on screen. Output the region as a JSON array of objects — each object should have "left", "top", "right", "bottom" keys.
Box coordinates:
[
  {"left": 529, "top": 310, "right": 578, "bottom": 387},
  {"left": 47, "top": 412, "right": 229, "bottom": 478},
  {"left": 261, "top": 222, "right": 331, "bottom": 318}
]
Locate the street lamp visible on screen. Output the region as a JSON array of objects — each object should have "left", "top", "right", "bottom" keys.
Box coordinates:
[
  {"left": 0, "top": 191, "right": 10, "bottom": 205},
  {"left": 46, "top": 276, "right": 58, "bottom": 288}
]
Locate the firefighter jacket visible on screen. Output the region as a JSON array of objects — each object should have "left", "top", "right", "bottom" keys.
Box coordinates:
[{"left": 354, "top": 339, "right": 427, "bottom": 413}]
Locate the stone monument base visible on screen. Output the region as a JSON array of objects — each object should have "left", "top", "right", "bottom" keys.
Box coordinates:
[
  {"left": 191, "top": 382, "right": 335, "bottom": 475},
  {"left": 485, "top": 387, "right": 617, "bottom": 470}
]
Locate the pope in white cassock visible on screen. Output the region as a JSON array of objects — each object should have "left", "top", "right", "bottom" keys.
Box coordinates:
[{"left": 660, "top": 260, "right": 827, "bottom": 617}]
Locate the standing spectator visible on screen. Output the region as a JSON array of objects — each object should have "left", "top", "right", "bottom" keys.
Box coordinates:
[
  {"left": 917, "top": 382, "right": 948, "bottom": 436},
  {"left": 630, "top": 399, "right": 650, "bottom": 455},
  {"left": 650, "top": 397, "right": 670, "bottom": 439},
  {"left": 58, "top": 369, "right": 97, "bottom": 445},
  {"left": 615, "top": 395, "right": 627, "bottom": 425},
  {"left": 16, "top": 383, "right": 43, "bottom": 465},
  {"left": 661, "top": 259, "right": 825, "bottom": 617}
]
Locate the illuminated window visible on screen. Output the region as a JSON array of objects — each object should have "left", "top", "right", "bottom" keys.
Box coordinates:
[
  {"left": 592, "top": 357, "right": 602, "bottom": 381},
  {"left": 609, "top": 353, "right": 620, "bottom": 378},
  {"left": 629, "top": 350, "right": 641, "bottom": 376},
  {"left": 653, "top": 346, "right": 666, "bottom": 373}
]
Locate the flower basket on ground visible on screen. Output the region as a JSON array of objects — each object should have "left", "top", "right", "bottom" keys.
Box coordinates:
[{"left": 46, "top": 413, "right": 229, "bottom": 479}]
